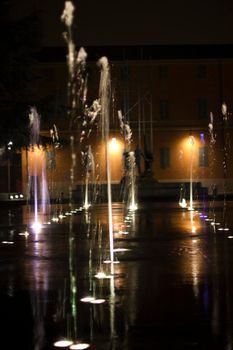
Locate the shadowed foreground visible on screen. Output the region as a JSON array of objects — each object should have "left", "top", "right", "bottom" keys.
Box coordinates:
[{"left": 0, "top": 200, "right": 232, "bottom": 349}]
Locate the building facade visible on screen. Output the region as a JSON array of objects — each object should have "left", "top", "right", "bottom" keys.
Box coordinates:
[{"left": 21, "top": 46, "right": 233, "bottom": 200}]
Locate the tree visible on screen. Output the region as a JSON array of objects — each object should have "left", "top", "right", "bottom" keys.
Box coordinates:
[{"left": 0, "top": 1, "right": 43, "bottom": 149}]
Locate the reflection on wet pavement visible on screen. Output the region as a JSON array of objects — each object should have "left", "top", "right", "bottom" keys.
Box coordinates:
[{"left": 0, "top": 201, "right": 233, "bottom": 349}]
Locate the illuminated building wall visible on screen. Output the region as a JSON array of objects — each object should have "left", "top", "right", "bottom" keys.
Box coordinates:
[{"left": 20, "top": 48, "right": 233, "bottom": 197}]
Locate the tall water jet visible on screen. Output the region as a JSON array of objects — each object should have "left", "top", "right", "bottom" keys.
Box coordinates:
[
  {"left": 82, "top": 145, "right": 95, "bottom": 209},
  {"left": 98, "top": 56, "right": 115, "bottom": 264},
  {"left": 29, "top": 107, "right": 40, "bottom": 227},
  {"left": 128, "top": 151, "right": 137, "bottom": 211},
  {"left": 219, "top": 102, "right": 230, "bottom": 231},
  {"left": 61, "top": 2, "right": 88, "bottom": 211},
  {"left": 208, "top": 112, "right": 218, "bottom": 224},
  {"left": 47, "top": 124, "right": 60, "bottom": 219},
  {"left": 188, "top": 135, "right": 195, "bottom": 211},
  {"left": 28, "top": 107, "right": 49, "bottom": 230}
]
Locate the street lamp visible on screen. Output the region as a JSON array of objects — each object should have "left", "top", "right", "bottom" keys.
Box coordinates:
[{"left": 7, "top": 141, "right": 13, "bottom": 194}]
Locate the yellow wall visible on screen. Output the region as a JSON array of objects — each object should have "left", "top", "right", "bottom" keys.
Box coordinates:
[{"left": 20, "top": 57, "right": 233, "bottom": 198}]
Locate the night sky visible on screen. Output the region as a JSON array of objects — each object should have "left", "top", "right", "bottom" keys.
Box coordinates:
[
  {"left": 6, "top": 0, "right": 233, "bottom": 47},
  {"left": 39, "top": 0, "right": 233, "bottom": 47}
]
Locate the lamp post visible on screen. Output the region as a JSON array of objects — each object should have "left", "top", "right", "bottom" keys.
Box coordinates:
[{"left": 7, "top": 141, "right": 13, "bottom": 194}]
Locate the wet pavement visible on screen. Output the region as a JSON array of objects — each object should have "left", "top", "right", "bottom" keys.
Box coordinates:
[{"left": 0, "top": 200, "right": 233, "bottom": 349}]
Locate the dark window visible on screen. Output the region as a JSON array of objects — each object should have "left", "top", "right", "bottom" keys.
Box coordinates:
[
  {"left": 199, "top": 147, "right": 208, "bottom": 167},
  {"left": 120, "top": 66, "right": 131, "bottom": 81},
  {"left": 44, "top": 68, "right": 55, "bottom": 81},
  {"left": 160, "top": 148, "right": 170, "bottom": 169},
  {"left": 197, "top": 65, "right": 207, "bottom": 79},
  {"left": 87, "top": 67, "right": 93, "bottom": 81},
  {"left": 198, "top": 98, "right": 208, "bottom": 119},
  {"left": 159, "top": 65, "right": 168, "bottom": 79},
  {"left": 159, "top": 99, "right": 169, "bottom": 119}
]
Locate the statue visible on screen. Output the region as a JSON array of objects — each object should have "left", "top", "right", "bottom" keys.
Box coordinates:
[
  {"left": 143, "top": 136, "right": 154, "bottom": 176},
  {"left": 144, "top": 148, "right": 153, "bottom": 175}
]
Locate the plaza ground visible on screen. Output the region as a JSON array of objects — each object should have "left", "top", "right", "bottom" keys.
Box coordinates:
[{"left": 0, "top": 200, "right": 233, "bottom": 349}]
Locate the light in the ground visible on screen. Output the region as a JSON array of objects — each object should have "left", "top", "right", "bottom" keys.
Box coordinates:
[
  {"left": 218, "top": 227, "right": 229, "bottom": 231},
  {"left": 52, "top": 217, "right": 59, "bottom": 222},
  {"left": 113, "top": 248, "right": 129, "bottom": 252},
  {"left": 83, "top": 203, "right": 91, "bottom": 210},
  {"left": 179, "top": 198, "right": 187, "bottom": 208},
  {"left": 90, "top": 299, "right": 105, "bottom": 304},
  {"left": 103, "top": 259, "right": 120, "bottom": 264},
  {"left": 129, "top": 203, "right": 138, "bottom": 211},
  {"left": 31, "top": 221, "right": 42, "bottom": 233},
  {"left": 80, "top": 296, "right": 95, "bottom": 303},
  {"left": 19, "top": 231, "right": 29, "bottom": 237},
  {"left": 94, "top": 272, "right": 111, "bottom": 279},
  {"left": 69, "top": 343, "right": 90, "bottom": 349},
  {"left": 54, "top": 340, "right": 73, "bottom": 347}
]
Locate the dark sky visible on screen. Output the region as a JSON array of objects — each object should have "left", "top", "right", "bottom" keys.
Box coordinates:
[{"left": 9, "top": 0, "right": 233, "bottom": 46}]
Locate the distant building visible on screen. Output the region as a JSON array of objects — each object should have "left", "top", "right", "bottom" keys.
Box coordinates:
[{"left": 20, "top": 45, "right": 233, "bottom": 199}]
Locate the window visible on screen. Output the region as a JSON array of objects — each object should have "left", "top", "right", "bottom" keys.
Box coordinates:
[
  {"left": 44, "top": 68, "right": 55, "bottom": 81},
  {"left": 159, "top": 99, "right": 169, "bottom": 119},
  {"left": 198, "top": 98, "right": 208, "bottom": 119},
  {"left": 159, "top": 65, "right": 168, "bottom": 79},
  {"left": 199, "top": 147, "right": 208, "bottom": 167},
  {"left": 197, "top": 65, "right": 207, "bottom": 79},
  {"left": 87, "top": 67, "right": 93, "bottom": 81},
  {"left": 160, "top": 148, "right": 170, "bottom": 169},
  {"left": 120, "top": 65, "right": 131, "bottom": 81}
]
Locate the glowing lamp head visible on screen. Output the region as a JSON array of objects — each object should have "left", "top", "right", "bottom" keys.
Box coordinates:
[
  {"left": 109, "top": 137, "right": 119, "bottom": 152},
  {"left": 200, "top": 133, "right": 205, "bottom": 144},
  {"left": 189, "top": 135, "right": 195, "bottom": 146}
]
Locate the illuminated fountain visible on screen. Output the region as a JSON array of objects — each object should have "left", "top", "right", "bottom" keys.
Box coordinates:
[
  {"left": 94, "top": 55, "right": 117, "bottom": 348},
  {"left": 58, "top": 3, "right": 92, "bottom": 347},
  {"left": 62, "top": 0, "right": 117, "bottom": 265},
  {"left": 98, "top": 56, "right": 115, "bottom": 265},
  {"left": 218, "top": 102, "right": 230, "bottom": 231},
  {"left": 207, "top": 112, "right": 220, "bottom": 228},
  {"left": 188, "top": 135, "right": 195, "bottom": 211},
  {"left": 82, "top": 146, "right": 94, "bottom": 210},
  {"left": 128, "top": 151, "right": 137, "bottom": 211},
  {"left": 58, "top": 2, "right": 116, "bottom": 348},
  {"left": 28, "top": 107, "right": 50, "bottom": 232}
]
